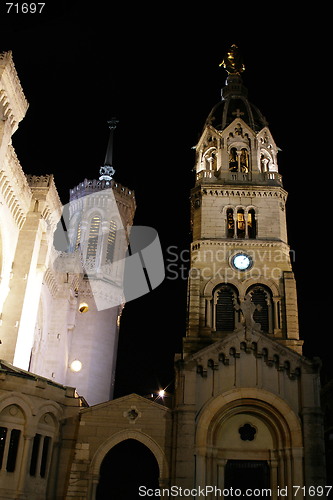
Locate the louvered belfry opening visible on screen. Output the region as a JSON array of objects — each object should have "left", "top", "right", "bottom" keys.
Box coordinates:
[
  {"left": 250, "top": 285, "right": 270, "bottom": 333},
  {"left": 106, "top": 220, "right": 117, "bottom": 263},
  {"left": 216, "top": 285, "right": 238, "bottom": 332},
  {"left": 87, "top": 215, "right": 101, "bottom": 261}
]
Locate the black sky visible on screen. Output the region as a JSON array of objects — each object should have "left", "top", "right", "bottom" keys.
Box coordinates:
[{"left": 1, "top": 3, "right": 331, "bottom": 397}]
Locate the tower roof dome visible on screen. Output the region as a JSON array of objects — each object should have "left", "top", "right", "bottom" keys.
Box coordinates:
[
  {"left": 205, "top": 74, "right": 268, "bottom": 133},
  {"left": 205, "top": 45, "right": 268, "bottom": 133}
]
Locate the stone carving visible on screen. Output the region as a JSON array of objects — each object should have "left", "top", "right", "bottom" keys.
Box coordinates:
[
  {"left": 219, "top": 44, "right": 245, "bottom": 75},
  {"left": 239, "top": 423, "right": 256, "bottom": 441},
  {"left": 123, "top": 406, "right": 141, "bottom": 424},
  {"left": 237, "top": 293, "right": 262, "bottom": 329}
]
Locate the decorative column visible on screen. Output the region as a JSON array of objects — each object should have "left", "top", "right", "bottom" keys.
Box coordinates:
[
  {"left": 273, "top": 297, "right": 281, "bottom": 334},
  {"left": 172, "top": 367, "right": 197, "bottom": 493},
  {"left": 86, "top": 472, "right": 100, "bottom": 500},
  {"left": 269, "top": 452, "right": 279, "bottom": 500},
  {"left": 91, "top": 474, "right": 100, "bottom": 499},
  {"left": 194, "top": 449, "right": 206, "bottom": 492},
  {"left": 205, "top": 296, "right": 212, "bottom": 328},
  {"left": 17, "top": 432, "right": 34, "bottom": 496},
  {"left": 216, "top": 458, "right": 227, "bottom": 492}
]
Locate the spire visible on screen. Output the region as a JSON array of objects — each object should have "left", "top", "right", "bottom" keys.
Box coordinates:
[
  {"left": 219, "top": 44, "right": 248, "bottom": 100},
  {"left": 99, "top": 118, "right": 119, "bottom": 181}
]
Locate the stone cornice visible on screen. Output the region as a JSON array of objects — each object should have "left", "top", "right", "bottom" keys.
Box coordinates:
[
  {"left": 192, "top": 184, "right": 288, "bottom": 201},
  {"left": 192, "top": 238, "right": 290, "bottom": 251},
  {"left": 0, "top": 144, "right": 31, "bottom": 228},
  {"left": 184, "top": 328, "right": 316, "bottom": 378},
  {"left": 26, "top": 174, "right": 62, "bottom": 230},
  {"left": 0, "top": 51, "right": 28, "bottom": 130}
]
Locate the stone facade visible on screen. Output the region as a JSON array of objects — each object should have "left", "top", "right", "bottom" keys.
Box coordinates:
[
  {"left": 173, "top": 330, "right": 325, "bottom": 496},
  {"left": 65, "top": 394, "right": 172, "bottom": 499},
  {"left": 0, "top": 361, "right": 84, "bottom": 500}
]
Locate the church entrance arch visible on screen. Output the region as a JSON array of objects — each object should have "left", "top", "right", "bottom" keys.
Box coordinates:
[
  {"left": 195, "top": 390, "right": 304, "bottom": 498},
  {"left": 96, "top": 438, "right": 160, "bottom": 499}
]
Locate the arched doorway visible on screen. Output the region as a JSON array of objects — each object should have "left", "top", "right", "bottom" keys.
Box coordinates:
[
  {"left": 96, "top": 438, "right": 160, "bottom": 499},
  {"left": 225, "top": 460, "right": 270, "bottom": 497},
  {"left": 195, "top": 391, "right": 304, "bottom": 493}
]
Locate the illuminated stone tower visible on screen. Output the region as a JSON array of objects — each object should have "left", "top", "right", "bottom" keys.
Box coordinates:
[
  {"left": 30, "top": 120, "right": 136, "bottom": 405},
  {"left": 172, "top": 45, "right": 326, "bottom": 494},
  {"left": 185, "top": 45, "right": 301, "bottom": 355},
  {"left": 63, "top": 120, "right": 136, "bottom": 404}
]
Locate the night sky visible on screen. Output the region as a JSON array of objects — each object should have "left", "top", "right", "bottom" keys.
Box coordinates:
[{"left": 1, "top": 3, "right": 330, "bottom": 399}]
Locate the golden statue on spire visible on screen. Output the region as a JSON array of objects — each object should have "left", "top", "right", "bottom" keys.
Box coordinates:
[{"left": 219, "top": 44, "right": 245, "bottom": 75}]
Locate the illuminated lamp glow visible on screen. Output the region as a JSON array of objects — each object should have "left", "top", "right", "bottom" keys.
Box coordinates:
[
  {"left": 70, "top": 359, "right": 83, "bottom": 372},
  {"left": 78, "top": 302, "right": 89, "bottom": 313}
]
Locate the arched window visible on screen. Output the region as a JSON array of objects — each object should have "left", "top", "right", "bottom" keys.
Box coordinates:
[
  {"left": 240, "top": 148, "right": 249, "bottom": 172},
  {"left": 203, "top": 146, "right": 217, "bottom": 171},
  {"left": 106, "top": 220, "right": 117, "bottom": 263},
  {"left": 237, "top": 209, "right": 245, "bottom": 238},
  {"left": 229, "top": 148, "right": 238, "bottom": 171},
  {"left": 30, "top": 434, "right": 51, "bottom": 477},
  {"left": 226, "top": 208, "right": 256, "bottom": 239},
  {"left": 229, "top": 147, "right": 250, "bottom": 172},
  {"left": 214, "top": 284, "right": 239, "bottom": 332},
  {"left": 29, "top": 413, "right": 55, "bottom": 480},
  {"left": 247, "top": 285, "right": 273, "bottom": 333},
  {"left": 226, "top": 208, "right": 234, "bottom": 238},
  {"left": 75, "top": 222, "right": 81, "bottom": 250},
  {"left": 86, "top": 215, "right": 101, "bottom": 261},
  {"left": 0, "top": 404, "right": 24, "bottom": 473},
  {"left": 247, "top": 209, "right": 256, "bottom": 239}
]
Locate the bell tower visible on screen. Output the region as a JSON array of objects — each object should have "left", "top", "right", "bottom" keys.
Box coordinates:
[
  {"left": 172, "top": 45, "right": 326, "bottom": 494},
  {"left": 185, "top": 44, "right": 302, "bottom": 356}
]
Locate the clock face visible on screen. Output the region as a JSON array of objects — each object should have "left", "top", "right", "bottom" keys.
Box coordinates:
[{"left": 232, "top": 253, "right": 252, "bottom": 271}]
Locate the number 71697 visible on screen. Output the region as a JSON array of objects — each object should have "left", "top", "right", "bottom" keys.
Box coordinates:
[{"left": 6, "top": 3, "right": 45, "bottom": 13}]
